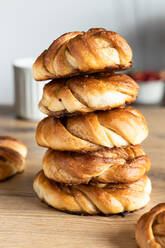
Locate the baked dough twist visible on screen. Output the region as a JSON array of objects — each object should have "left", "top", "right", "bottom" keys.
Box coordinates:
[
  {"left": 36, "top": 107, "right": 148, "bottom": 152},
  {"left": 136, "top": 203, "right": 165, "bottom": 248},
  {"left": 33, "top": 171, "right": 151, "bottom": 215},
  {"left": 0, "top": 136, "right": 27, "bottom": 180},
  {"left": 33, "top": 28, "right": 132, "bottom": 80},
  {"left": 43, "top": 145, "right": 150, "bottom": 184},
  {"left": 39, "top": 73, "right": 139, "bottom": 117},
  {"left": 0, "top": 136, "right": 27, "bottom": 158}
]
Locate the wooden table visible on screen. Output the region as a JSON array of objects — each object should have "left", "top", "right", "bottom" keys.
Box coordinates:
[{"left": 0, "top": 106, "right": 164, "bottom": 248}]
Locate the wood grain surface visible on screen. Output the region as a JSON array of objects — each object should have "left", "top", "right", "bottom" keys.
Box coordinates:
[{"left": 0, "top": 106, "right": 164, "bottom": 248}]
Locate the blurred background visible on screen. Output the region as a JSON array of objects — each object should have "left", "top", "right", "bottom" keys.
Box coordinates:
[{"left": 0, "top": 0, "right": 165, "bottom": 118}]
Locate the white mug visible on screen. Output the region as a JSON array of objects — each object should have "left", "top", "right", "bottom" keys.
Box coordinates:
[
  {"left": 13, "top": 58, "right": 46, "bottom": 121},
  {"left": 136, "top": 80, "right": 165, "bottom": 105}
]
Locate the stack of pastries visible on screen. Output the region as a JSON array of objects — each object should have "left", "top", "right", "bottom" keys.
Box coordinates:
[{"left": 32, "top": 28, "right": 151, "bottom": 215}]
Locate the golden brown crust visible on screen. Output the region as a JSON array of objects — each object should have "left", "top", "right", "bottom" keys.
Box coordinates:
[
  {"left": 39, "top": 73, "right": 139, "bottom": 117},
  {"left": 36, "top": 107, "right": 148, "bottom": 152},
  {"left": 0, "top": 136, "right": 27, "bottom": 158},
  {"left": 0, "top": 147, "right": 24, "bottom": 180},
  {"left": 44, "top": 31, "right": 82, "bottom": 74},
  {"left": 136, "top": 203, "right": 165, "bottom": 248},
  {"left": 32, "top": 51, "right": 56, "bottom": 81},
  {"left": 36, "top": 116, "right": 99, "bottom": 152},
  {"left": 0, "top": 136, "right": 27, "bottom": 180},
  {"left": 33, "top": 171, "right": 151, "bottom": 215},
  {"left": 42, "top": 145, "right": 150, "bottom": 184},
  {"left": 33, "top": 28, "right": 132, "bottom": 80}
]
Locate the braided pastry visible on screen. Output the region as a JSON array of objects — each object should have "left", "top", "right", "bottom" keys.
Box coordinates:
[
  {"left": 33, "top": 28, "right": 132, "bottom": 80},
  {"left": 33, "top": 171, "right": 151, "bottom": 215},
  {"left": 39, "top": 73, "right": 139, "bottom": 117},
  {"left": 0, "top": 136, "right": 27, "bottom": 180},
  {"left": 36, "top": 107, "right": 148, "bottom": 152},
  {"left": 43, "top": 145, "right": 150, "bottom": 184},
  {"left": 136, "top": 203, "right": 165, "bottom": 248},
  {"left": 0, "top": 136, "right": 27, "bottom": 158}
]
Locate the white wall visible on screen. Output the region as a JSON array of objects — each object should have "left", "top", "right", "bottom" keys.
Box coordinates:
[{"left": 0, "top": 0, "right": 165, "bottom": 104}]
